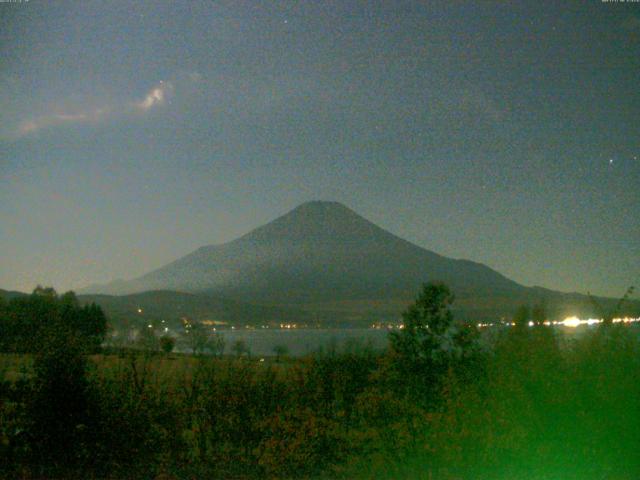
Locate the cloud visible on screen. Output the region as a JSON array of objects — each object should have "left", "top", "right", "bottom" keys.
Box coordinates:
[
  {"left": 17, "top": 107, "right": 107, "bottom": 137},
  {"left": 10, "top": 78, "right": 181, "bottom": 139},
  {"left": 133, "top": 81, "right": 174, "bottom": 111}
]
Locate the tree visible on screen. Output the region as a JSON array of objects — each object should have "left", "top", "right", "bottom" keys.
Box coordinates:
[
  {"left": 33, "top": 285, "right": 57, "bottom": 298},
  {"left": 232, "top": 339, "right": 249, "bottom": 358},
  {"left": 273, "top": 344, "right": 289, "bottom": 362},
  {"left": 0, "top": 296, "right": 6, "bottom": 351},
  {"left": 513, "top": 304, "right": 531, "bottom": 328},
  {"left": 388, "top": 282, "right": 477, "bottom": 400},
  {"left": 209, "top": 332, "right": 226, "bottom": 357},
  {"left": 186, "top": 323, "right": 210, "bottom": 356},
  {"left": 531, "top": 303, "right": 547, "bottom": 326},
  {"left": 160, "top": 335, "right": 176, "bottom": 354},
  {"left": 81, "top": 303, "right": 108, "bottom": 351},
  {"left": 59, "top": 292, "right": 108, "bottom": 352},
  {"left": 391, "top": 282, "right": 457, "bottom": 362},
  {"left": 0, "top": 287, "right": 108, "bottom": 353},
  {"left": 28, "top": 325, "right": 95, "bottom": 474},
  {"left": 589, "top": 286, "right": 635, "bottom": 325},
  {"left": 137, "top": 325, "right": 159, "bottom": 351}
]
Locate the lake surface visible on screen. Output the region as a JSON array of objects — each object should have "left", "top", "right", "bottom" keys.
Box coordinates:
[
  {"left": 204, "top": 328, "right": 391, "bottom": 357},
  {"left": 175, "top": 322, "right": 640, "bottom": 357}
]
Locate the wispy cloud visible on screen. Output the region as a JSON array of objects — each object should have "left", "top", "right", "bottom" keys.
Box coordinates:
[
  {"left": 134, "top": 80, "right": 174, "bottom": 112},
  {"left": 11, "top": 79, "right": 178, "bottom": 138},
  {"left": 17, "top": 107, "right": 108, "bottom": 137}
]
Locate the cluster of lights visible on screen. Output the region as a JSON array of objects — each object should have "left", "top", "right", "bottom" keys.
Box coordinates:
[
  {"left": 370, "top": 323, "right": 405, "bottom": 329},
  {"left": 146, "top": 323, "right": 170, "bottom": 333},
  {"left": 140, "top": 308, "right": 638, "bottom": 332},
  {"left": 556, "top": 316, "right": 640, "bottom": 328},
  {"left": 474, "top": 317, "right": 640, "bottom": 329},
  {"left": 202, "top": 323, "right": 271, "bottom": 331}
]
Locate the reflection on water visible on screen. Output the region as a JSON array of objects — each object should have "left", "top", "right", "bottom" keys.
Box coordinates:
[
  {"left": 200, "top": 328, "right": 391, "bottom": 357},
  {"left": 199, "top": 319, "right": 640, "bottom": 357}
]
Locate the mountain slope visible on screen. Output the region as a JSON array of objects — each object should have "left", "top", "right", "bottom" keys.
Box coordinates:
[
  {"left": 0, "top": 288, "right": 315, "bottom": 327},
  {"left": 78, "top": 290, "right": 308, "bottom": 326},
  {"left": 81, "top": 201, "right": 639, "bottom": 322},
  {"left": 0, "top": 289, "right": 28, "bottom": 301},
  {"left": 84, "top": 201, "right": 522, "bottom": 304}
]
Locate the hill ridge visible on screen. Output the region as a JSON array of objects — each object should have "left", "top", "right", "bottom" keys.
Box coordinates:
[{"left": 75, "top": 201, "right": 640, "bottom": 322}]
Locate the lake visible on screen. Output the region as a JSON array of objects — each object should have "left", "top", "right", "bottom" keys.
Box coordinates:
[
  {"left": 174, "top": 321, "right": 640, "bottom": 357},
  {"left": 193, "top": 328, "right": 392, "bottom": 357}
]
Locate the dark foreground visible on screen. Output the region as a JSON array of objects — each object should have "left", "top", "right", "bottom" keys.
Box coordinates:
[
  {"left": 1, "top": 325, "right": 639, "bottom": 479},
  {"left": 1, "top": 285, "right": 639, "bottom": 479}
]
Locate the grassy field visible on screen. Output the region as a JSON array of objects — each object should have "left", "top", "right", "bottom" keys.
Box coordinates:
[{"left": 1, "top": 323, "right": 639, "bottom": 479}]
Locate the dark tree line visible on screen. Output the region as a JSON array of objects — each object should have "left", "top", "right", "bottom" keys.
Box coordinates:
[{"left": 0, "top": 286, "right": 108, "bottom": 353}]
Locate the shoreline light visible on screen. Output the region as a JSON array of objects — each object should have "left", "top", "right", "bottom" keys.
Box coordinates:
[{"left": 558, "top": 316, "right": 640, "bottom": 328}]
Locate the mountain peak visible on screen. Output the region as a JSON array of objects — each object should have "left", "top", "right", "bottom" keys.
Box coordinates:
[
  {"left": 81, "top": 200, "right": 524, "bottom": 309},
  {"left": 293, "top": 200, "right": 351, "bottom": 211},
  {"left": 285, "top": 200, "right": 359, "bottom": 220},
  {"left": 240, "top": 200, "right": 378, "bottom": 244}
]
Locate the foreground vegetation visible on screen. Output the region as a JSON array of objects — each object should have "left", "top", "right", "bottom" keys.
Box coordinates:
[{"left": 1, "top": 285, "right": 639, "bottom": 479}]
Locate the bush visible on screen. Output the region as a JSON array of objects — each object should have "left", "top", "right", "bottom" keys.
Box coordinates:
[
  {"left": 160, "top": 335, "right": 176, "bottom": 354},
  {"left": 26, "top": 328, "right": 96, "bottom": 477}
]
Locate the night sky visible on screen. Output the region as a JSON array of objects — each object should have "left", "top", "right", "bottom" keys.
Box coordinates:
[{"left": 1, "top": 1, "right": 638, "bottom": 298}]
